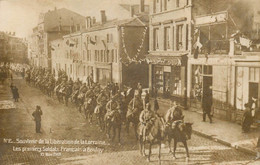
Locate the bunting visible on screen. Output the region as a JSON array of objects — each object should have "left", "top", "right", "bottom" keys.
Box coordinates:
[{"left": 120, "top": 26, "right": 148, "bottom": 64}]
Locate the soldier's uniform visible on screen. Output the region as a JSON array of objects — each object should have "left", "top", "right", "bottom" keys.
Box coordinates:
[
  {"left": 127, "top": 95, "right": 143, "bottom": 118},
  {"left": 139, "top": 103, "right": 156, "bottom": 141},
  {"left": 105, "top": 97, "right": 119, "bottom": 121}
]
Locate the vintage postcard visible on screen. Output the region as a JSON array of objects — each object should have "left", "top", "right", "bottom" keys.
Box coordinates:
[{"left": 0, "top": 0, "right": 259, "bottom": 164}]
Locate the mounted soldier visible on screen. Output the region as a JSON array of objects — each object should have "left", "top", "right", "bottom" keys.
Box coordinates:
[
  {"left": 139, "top": 103, "right": 156, "bottom": 141},
  {"left": 165, "top": 101, "right": 183, "bottom": 123},
  {"left": 126, "top": 90, "right": 144, "bottom": 139},
  {"left": 105, "top": 94, "right": 120, "bottom": 122}
]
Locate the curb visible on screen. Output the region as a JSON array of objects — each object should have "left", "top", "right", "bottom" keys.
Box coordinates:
[
  {"left": 192, "top": 129, "right": 256, "bottom": 156},
  {"left": 156, "top": 98, "right": 257, "bottom": 156}
]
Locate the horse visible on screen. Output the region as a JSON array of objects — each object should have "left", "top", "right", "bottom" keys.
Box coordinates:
[
  {"left": 166, "top": 120, "right": 193, "bottom": 161},
  {"left": 105, "top": 110, "right": 122, "bottom": 143},
  {"left": 84, "top": 97, "right": 96, "bottom": 124},
  {"left": 125, "top": 96, "right": 143, "bottom": 140},
  {"left": 138, "top": 115, "right": 165, "bottom": 163}
]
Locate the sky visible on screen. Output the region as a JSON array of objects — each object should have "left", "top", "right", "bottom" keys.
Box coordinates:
[{"left": 0, "top": 0, "right": 148, "bottom": 38}]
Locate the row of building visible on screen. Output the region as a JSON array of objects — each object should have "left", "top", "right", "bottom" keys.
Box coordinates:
[
  {"left": 0, "top": 32, "right": 28, "bottom": 63},
  {"left": 28, "top": 0, "right": 260, "bottom": 123}
]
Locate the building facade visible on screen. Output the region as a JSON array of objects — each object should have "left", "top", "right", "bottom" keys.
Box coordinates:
[
  {"left": 29, "top": 8, "right": 86, "bottom": 69},
  {"left": 187, "top": 0, "right": 260, "bottom": 122},
  {"left": 147, "top": 0, "right": 192, "bottom": 107},
  {"left": 51, "top": 9, "right": 149, "bottom": 88},
  {"left": 0, "top": 32, "right": 27, "bottom": 63}
]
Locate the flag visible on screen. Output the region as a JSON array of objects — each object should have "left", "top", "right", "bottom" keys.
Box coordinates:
[
  {"left": 101, "top": 40, "right": 106, "bottom": 48},
  {"left": 239, "top": 37, "right": 252, "bottom": 48},
  {"left": 90, "top": 37, "right": 96, "bottom": 45}
]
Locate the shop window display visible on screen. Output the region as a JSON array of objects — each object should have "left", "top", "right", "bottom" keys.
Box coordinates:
[{"left": 192, "top": 65, "right": 203, "bottom": 101}]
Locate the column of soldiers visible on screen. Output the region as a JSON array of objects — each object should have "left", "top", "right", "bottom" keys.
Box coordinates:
[{"left": 25, "top": 66, "right": 184, "bottom": 141}]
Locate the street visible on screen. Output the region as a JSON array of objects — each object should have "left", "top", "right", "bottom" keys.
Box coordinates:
[{"left": 0, "top": 73, "right": 257, "bottom": 165}]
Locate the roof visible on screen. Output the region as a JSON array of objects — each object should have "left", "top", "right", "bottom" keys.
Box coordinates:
[
  {"left": 120, "top": 4, "right": 149, "bottom": 14},
  {"left": 41, "top": 8, "right": 86, "bottom": 32},
  {"left": 81, "top": 17, "right": 146, "bottom": 34}
]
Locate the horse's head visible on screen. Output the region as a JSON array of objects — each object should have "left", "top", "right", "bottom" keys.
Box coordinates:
[{"left": 183, "top": 122, "right": 193, "bottom": 140}]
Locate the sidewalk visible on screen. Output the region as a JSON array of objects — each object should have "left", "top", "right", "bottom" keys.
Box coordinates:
[{"left": 155, "top": 98, "right": 259, "bottom": 156}]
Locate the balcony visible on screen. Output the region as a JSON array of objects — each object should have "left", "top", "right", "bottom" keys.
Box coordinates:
[{"left": 199, "top": 39, "right": 230, "bottom": 55}]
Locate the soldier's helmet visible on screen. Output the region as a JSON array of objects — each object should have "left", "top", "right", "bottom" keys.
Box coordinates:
[
  {"left": 36, "top": 105, "right": 41, "bottom": 110},
  {"left": 146, "top": 103, "right": 151, "bottom": 111}
]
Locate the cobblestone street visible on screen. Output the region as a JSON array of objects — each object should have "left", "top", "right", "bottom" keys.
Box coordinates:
[{"left": 0, "top": 74, "right": 257, "bottom": 165}]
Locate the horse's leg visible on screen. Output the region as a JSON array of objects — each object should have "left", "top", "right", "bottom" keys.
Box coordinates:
[
  {"left": 168, "top": 136, "right": 172, "bottom": 153},
  {"left": 173, "top": 140, "right": 177, "bottom": 159},
  {"left": 125, "top": 119, "right": 129, "bottom": 135},
  {"left": 118, "top": 125, "right": 121, "bottom": 144},
  {"left": 139, "top": 137, "right": 143, "bottom": 156},
  {"left": 112, "top": 126, "right": 115, "bottom": 142},
  {"left": 134, "top": 123, "right": 138, "bottom": 140},
  {"left": 183, "top": 140, "right": 190, "bottom": 160},
  {"left": 147, "top": 143, "right": 151, "bottom": 162},
  {"left": 158, "top": 142, "right": 161, "bottom": 165}
]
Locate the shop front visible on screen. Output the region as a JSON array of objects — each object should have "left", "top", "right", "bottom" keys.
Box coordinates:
[
  {"left": 234, "top": 61, "right": 260, "bottom": 123},
  {"left": 95, "top": 63, "right": 112, "bottom": 87},
  {"left": 147, "top": 55, "right": 187, "bottom": 107}
]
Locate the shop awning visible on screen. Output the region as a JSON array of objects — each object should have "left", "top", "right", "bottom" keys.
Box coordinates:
[{"left": 146, "top": 55, "right": 183, "bottom": 66}]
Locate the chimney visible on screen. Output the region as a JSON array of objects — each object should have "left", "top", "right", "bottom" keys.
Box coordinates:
[
  {"left": 92, "top": 17, "right": 96, "bottom": 25},
  {"left": 86, "top": 16, "right": 92, "bottom": 29},
  {"left": 130, "top": 5, "right": 134, "bottom": 17},
  {"left": 13, "top": 32, "right": 15, "bottom": 36},
  {"left": 140, "top": 0, "right": 145, "bottom": 13},
  {"left": 100, "top": 10, "right": 107, "bottom": 24}
]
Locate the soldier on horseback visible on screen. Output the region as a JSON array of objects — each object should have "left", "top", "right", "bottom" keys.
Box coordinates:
[
  {"left": 105, "top": 94, "right": 120, "bottom": 122},
  {"left": 165, "top": 101, "right": 184, "bottom": 130},
  {"left": 139, "top": 103, "right": 156, "bottom": 141},
  {"left": 127, "top": 90, "right": 143, "bottom": 118}
]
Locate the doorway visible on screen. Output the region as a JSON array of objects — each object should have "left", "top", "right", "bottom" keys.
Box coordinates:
[
  {"left": 202, "top": 76, "right": 213, "bottom": 110},
  {"left": 249, "top": 82, "right": 258, "bottom": 101}
]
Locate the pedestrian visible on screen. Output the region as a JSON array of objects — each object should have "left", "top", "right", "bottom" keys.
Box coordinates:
[
  {"left": 242, "top": 103, "right": 253, "bottom": 133},
  {"left": 153, "top": 97, "right": 159, "bottom": 112},
  {"left": 255, "top": 136, "right": 260, "bottom": 160},
  {"left": 32, "top": 105, "right": 43, "bottom": 133},
  {"left": 13, "top": 86, "right": 19, "bottom": 102},
  {"left": 202, "top": 87, "right": 213, "bottom": 123},
  {"left": 137, "top": 82, "right": 142, "bottom": 97},
  {"left": 144, "top": 90, "right": 150, "bottom": 105}
]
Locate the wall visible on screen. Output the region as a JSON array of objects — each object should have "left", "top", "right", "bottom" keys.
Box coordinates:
[{"left": 119, "top": 26, "right": 149, "bottom": 88}]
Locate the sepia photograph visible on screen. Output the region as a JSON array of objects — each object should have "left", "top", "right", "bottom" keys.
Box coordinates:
[{"left": 0, "top": 0, "right": 260, "bottom": 164}]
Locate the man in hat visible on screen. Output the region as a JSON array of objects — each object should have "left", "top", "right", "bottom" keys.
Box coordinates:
[
  {"left": 139, "top": 103, "right": 156, "bottom": 141},
  {"left": 32, "top": 106, "right": 43, "bottom": 133},
  {"left": 127, "top": 90, "right": 143, "bottom": 118},
  {"left": 105, "top": 95, "right": 120, "bottom": 121}
]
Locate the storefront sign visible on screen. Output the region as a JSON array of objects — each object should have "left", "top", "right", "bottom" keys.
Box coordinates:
[
  {"left": 164, "top": 66, "right": 171, "bottom": 72},
  {"left": 195, "top": 12, "right": 227, "bottom": 25}
]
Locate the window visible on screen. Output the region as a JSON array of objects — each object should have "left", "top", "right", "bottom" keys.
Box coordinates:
[
  {"left": 186, "top": 25, "right": 189, "bottom": 50},
  {"left": 70, "top": 64, "right": 72, "bottom": 74},
  {"left": 164, "top": 0, "right": 167, "bottom": 11},
  {"left": 107, "top": 34, "right": 113, "bottom": 43},
  {"left": 153, "top": 0, "right": 156, "bottom": 13},
  {"left": 83, "top": 50, "right": 86, "bottom": 60},
  {"left": 176, "top": 24, "right": 183, "bottom": 50},
  {"left": 154, "top": 28, "right": 159, "bottom": 50},
  {"left": 107, "top": 50, "right": 110, "bottom": 62},
  {"left": 111, "top": 49, "right": 114, "bottom": 62},
  {"left": 249, "top": 67, "right": 260, "bottom": 82},
  {"left": 101, "top": 50, "right": 104, "bottom": 62},
  {"left": 115, "top": 50, "right": 118, "bottom": 63},
  {"left": 172, "top": 27, "right": 175, "bottom": 50},
  {"left": 164, "top": 27, "right": 170, "bottom": 50},
  {"left": 176, "top": 0, "right": 180, "bottom": 8},
  {"left": 172, "top": 66, "right": 182, "bottom": 95},
  {"left": 84, "top": 65, "right": 86, "bottom": 76}
]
